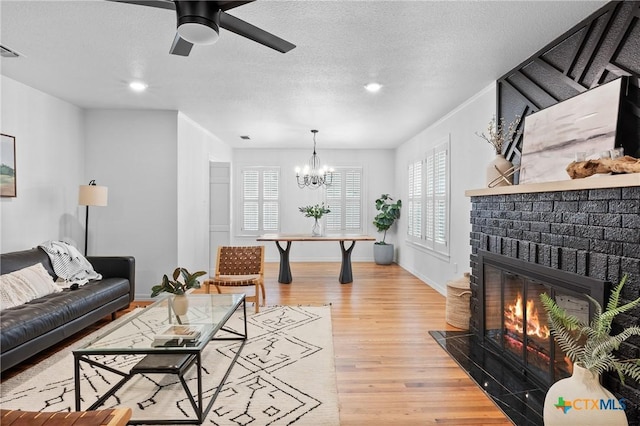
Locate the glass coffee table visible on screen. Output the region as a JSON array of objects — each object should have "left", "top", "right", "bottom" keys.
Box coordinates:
[{"left": 73, "top": 293, "right": 246, "bottom": 425}]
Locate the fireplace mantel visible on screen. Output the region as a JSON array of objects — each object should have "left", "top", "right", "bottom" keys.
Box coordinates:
[{"left": 465, "top": 173, "right": 640, "bottom": 197}]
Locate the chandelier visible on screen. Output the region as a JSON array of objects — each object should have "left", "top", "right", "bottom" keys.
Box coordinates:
[{"left": 295, "top": 130, "right": 333, "bottom": 189}]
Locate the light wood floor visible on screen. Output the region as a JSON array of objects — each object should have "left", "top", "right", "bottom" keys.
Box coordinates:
[{"left": 1, "top": 262, "right": 512, "bottom": 425}]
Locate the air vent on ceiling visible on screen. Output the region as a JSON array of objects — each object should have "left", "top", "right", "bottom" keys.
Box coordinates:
[{"left": 0, "top": 45, "right": 20, "bottom": 58}]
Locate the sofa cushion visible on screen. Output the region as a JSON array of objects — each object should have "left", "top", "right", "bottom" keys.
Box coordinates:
[
  {"left": 0, "top": 264, "right": 62, "bottom": 310},
  {"left": 0, "top": 248, "right": 56, "bottom": 277},
  {"left": 0, "top": 277, "right": 130, "bottom": 352}
]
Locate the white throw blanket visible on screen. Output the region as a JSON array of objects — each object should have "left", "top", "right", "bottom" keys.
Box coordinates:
[{"left": 38, "top": 241, "right": 102, "bottom": 288}]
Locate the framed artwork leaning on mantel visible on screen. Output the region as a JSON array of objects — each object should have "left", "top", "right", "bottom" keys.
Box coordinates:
[
  {"left": 519, "top": 77, "right": 626, "bottom": 184},
  {"left": 0, "top": 133, "right": 16, "bottom": 197}
]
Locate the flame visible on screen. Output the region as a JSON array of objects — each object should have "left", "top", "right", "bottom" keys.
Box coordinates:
[{"left": 504, "top": 292, "right": 550, "bottom": 339}]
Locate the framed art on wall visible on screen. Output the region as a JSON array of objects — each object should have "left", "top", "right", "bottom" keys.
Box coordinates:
[
  {"left": 519, "top": 77, "right": 625, "bottom": 184},
  {"left": 1, "top": 133, "right": 17, "bottom": 197}
]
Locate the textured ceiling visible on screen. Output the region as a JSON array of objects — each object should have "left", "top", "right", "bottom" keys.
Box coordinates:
[{"left": 0, "top": 0, "right": 607, "bottom": 149}]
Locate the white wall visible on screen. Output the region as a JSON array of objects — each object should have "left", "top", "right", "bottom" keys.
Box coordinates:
[
  {"left": 0, "top": 76, "right": 85, "bottom": 252},
  {"left": 0, "top": 71, "right": 493, "bottom": 300},
  {"left": 394, "top": 83, "right": 497, "bottom": 295},
  {"left": 177, "top": 112, "right": 232, "bottom": 275},
  {"left": 84, "top": 110, "right": 178, "bottom": 299},
  {"left": 232, "top": 148, "right": 395, "bottom": 262}
]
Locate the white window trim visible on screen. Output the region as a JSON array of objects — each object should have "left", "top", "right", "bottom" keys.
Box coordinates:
[{"left": 236, "top": 166, "right": 280, "bottom": 237}]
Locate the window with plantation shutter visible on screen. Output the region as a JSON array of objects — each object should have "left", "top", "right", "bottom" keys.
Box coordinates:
[
  {"left": 425, "top": 155, "right": 434, "bottom": 242},
  {"left": 406, "top": 137, "right": 449, "bottom": 255},
  {"left": 407, "top": 160, "right": 422, "bottom": 241},
  {"left": 240, "top": 167, "right": 279, "bottom": 235},
  {"left": 433, "top": 147, "right": 447, "bottom": 248},
  {"left": 325, "top": 167, "right": 362, "bottom": 232}
]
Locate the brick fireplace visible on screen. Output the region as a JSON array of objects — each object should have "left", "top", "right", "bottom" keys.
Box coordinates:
[{"left": 467, "top": 175, "right": 640, "bottom": 422}]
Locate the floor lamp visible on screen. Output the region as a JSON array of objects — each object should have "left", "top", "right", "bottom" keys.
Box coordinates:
[{"left": 78, "top": 180, "right": 108, "bottom": 256}]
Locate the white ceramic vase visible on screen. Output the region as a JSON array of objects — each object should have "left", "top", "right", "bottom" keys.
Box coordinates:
[
  {"left": 171, "top": 294, "right": 189, "bottom": 316},
  {"left": 543, "top": 363, "right": 628, "bottom": 426},
  {"left": 486, "top": 153, "right": 513, "bottom": 187}
]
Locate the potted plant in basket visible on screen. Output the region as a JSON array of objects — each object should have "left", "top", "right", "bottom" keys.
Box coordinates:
[
  {"left": 151, "top": 267, "right": 207, "bottom": 315},
  {"left": 540, "top": 275, "right": 640, "bottom": 426},
  {"left": 372, "top": 194, "right": 401, "bottom": 265},
  {"left": 299, "top": 203, "right": 331, "bottom": 236}
]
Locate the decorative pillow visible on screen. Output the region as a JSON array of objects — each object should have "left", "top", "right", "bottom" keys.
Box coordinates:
[{"left": 0, "top": 263, "right": 62, "bottom": 310}]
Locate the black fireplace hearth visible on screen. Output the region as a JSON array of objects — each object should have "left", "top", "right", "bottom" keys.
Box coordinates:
[{"left": 431, "top": 329, "right": 546, "bottom": 426}]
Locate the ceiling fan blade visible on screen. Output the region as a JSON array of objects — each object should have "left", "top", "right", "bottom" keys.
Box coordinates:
[
  {"left": 169, "top": 33, "right": 194, "bottom": 56},
  {"left": 109, "top": 0, "right": 254, "bottom": 12},
  {"left": 220, "top": 12, "right": 295, "bottom": 53},
  {"left": 106, "top": 0, "right": 175, "bottom": 11},
  {"left": 217, "top": 1, "right": 256, "bottom": 12}
]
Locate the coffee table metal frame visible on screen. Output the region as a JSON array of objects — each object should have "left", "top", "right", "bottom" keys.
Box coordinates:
[{"left": 73, "top": 294, "right": 247, "bottom": 425}]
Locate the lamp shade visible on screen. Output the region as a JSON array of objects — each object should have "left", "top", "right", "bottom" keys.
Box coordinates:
[{"left": 78, "top": 185, "right": 108, "bottom": 206}]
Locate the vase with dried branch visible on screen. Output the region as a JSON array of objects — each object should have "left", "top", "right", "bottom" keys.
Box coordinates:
[{"left": 476, "top": 115, "right": 521, "bottom": 187}]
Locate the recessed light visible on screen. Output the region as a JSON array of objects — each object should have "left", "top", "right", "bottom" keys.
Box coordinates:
[
  {"left": 129, "top": 81, "right": 148, "bottom": 92},
  {"left": 364, "top": 82, "right": 383, "bottom": 93}
]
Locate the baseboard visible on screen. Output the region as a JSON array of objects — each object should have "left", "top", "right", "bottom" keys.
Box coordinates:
[{"left": 396, "top": 261, "right": 446, "bottom": 296}]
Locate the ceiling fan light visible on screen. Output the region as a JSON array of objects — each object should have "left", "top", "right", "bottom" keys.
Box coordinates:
[
  {"left": 178, "top": 22, "right": 219, "bottom": 45},
  {"left": 365, "top": 83, "right": 383, "bottom": 93},
  {"left": 128, "top": 81, "right": 148, "bottom": 92}
]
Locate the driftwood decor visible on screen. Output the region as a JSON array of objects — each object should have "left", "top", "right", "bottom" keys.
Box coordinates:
[{"left": 566, "top": 156, "right": 640, "bottom": 179}]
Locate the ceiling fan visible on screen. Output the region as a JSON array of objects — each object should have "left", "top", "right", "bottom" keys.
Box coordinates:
[{"left": 109, "top": 0, "right": 296, "bottom": 56}]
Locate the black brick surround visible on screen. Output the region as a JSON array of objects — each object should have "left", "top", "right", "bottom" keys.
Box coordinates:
[{"left": 470, "top": 185, "right": 640, "bottom": 424}]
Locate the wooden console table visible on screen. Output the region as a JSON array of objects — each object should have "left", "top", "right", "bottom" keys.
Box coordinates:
[{"left": 256, "top": 234, "right": 375, "bottom": 284}]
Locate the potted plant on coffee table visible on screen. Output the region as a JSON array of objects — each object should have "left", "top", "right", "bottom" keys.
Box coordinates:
[
  {"left": 372, "top": 194, "right": 401, "bottom": 265},
  {"left": 151, "top": 267, "right": 207, "bottom": 315},
  {"left": 540, "top": 275, "right": 640, "bottom": 426}
]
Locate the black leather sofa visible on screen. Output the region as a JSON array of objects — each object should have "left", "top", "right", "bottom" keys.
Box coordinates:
[{"left": 0, "top": 247, "right": 135, "bottom": 373}]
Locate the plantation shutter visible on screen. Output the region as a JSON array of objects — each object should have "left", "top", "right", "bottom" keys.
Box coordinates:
[
  {"left": 423, "top": 140, "right": 449, "bottom": 253},
  {"left": 407, "top": 137, "right": 449, "bottom": 255},
  {"left": 345, "top": 170, "right": 361, "bottom": 230},
  {"left": 326, "top": 172, "right": 342, "bottom": 231},
  {"left": 434, "top": 145, "right": 448, "bottom": 249},
  {"left": 263, "top": 170, "right": 279, "bottom": 231},
  {"left": 326, "top": 167, "right": 362, "bottom": 232},
  {"left": 425, "top": 155, "right": 434, "bottom": 244},
  {"left": 242, "top": 170, "right": 259, "bottom": 232},
  {"left": 241, "top": 167, "right": 279, "bottom": 234},
  {"left": 407, "top": 160, "right": 422, "bottom": 241}
]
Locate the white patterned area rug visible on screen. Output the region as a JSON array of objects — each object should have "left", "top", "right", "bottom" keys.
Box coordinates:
[{"left": 0, "top": 305, "right": 339, "bottom": 425}]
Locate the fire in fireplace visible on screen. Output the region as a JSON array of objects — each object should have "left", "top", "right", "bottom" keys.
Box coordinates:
[
  {"left": 503, "top": 288, "right": 553, "bottom": 372},
  {"left": 477, "top": 250, "right": 608, "bottom": 388},
  {"left": 504, "top": 291, "right": 550, "bottom": 339}
]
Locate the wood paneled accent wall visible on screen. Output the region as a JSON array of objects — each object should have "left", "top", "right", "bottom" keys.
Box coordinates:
[{"left": 497, "top": 1, "right": 640, "bottom": 179}]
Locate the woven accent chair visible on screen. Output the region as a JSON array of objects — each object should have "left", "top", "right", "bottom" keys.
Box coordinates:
[{"left": 204, "top": 245, "right": 265, "bottom": 313}]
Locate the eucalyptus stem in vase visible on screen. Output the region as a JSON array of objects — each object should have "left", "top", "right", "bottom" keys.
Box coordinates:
[{"left": 298, "top": 203, "right": 330, "bottom": 236}]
